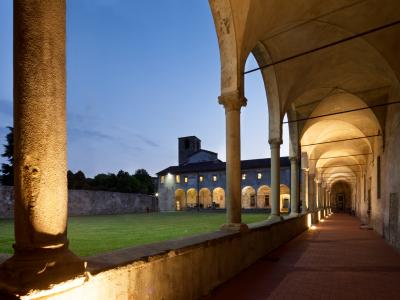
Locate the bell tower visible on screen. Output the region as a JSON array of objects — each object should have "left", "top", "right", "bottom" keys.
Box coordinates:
[{"left": 178, "top": 136, "right": 201, "bottom": 165}]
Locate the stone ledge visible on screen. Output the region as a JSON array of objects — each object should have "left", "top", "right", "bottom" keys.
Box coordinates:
[
  {"left": 0, "top": 214, "right": 310, "bottom": 299},
  {"left": 86, "top": 229, "right": 238, "bottom": 273}
]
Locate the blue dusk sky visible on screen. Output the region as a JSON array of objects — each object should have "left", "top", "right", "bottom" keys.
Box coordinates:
[{"left": 0, "top": 0, "right": 289, "bottom": 177}]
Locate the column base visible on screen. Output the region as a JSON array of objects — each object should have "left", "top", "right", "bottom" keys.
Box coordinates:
[
  {"left": 220, "top": 223, "right": 249, "bottom": 232},
  {"left": 0, "top": 246, "right": 86, "bottom": 297},
  {"left": 288, "top": 212, "right": 299, "bottom": 218},
  {"left": 267, "top": 214, "right": 284, "bottom": 222}
]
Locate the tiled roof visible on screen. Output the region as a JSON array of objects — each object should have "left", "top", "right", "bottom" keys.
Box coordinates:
[{"left": 157, "top": 157, "right": 290, "bottom": 175}]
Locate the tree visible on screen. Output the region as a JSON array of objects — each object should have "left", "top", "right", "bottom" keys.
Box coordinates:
[
  {"left": 1, "top": 126, "right": 14, "bottom": 186},
  {"left": 67, "top": 170, "right": 89, "bottom": 190},
  {"left": 0, "top": 127, "right": 156, "bottom": 194},
  {"left": 116, "top": 170, "right": 139, "bottom": 193},
  {"left": 134, "top": 168, "right": 155, "bottom": 194}
]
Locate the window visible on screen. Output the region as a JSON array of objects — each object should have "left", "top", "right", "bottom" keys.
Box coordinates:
[
  {"left": 160, "top": 176, "right": 165, "bottom": 184},
  {"left": 257, "top": 173, "right": 262, "bottom": 180},
  {"left": 377, "top": 156, "right": 381, "bottom": 199},
  {"left": 176, "top": 175, "right": 180, "bottom": 183},
  {"left": 212, "top": 175, "right": 217, "bottom": 182},
  {"left": 242, "top": 173, "right": 246, "bottom": 180},
  {"left": 199, "top": 176, "right": 204, "bottom": 182},
  {"left": 184, "top": 177, "right": 188, "bottom": 183}
]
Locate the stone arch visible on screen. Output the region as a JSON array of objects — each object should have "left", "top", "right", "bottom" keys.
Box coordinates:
[
  {"left": 209, "top": 0, "right": 250, "bottom": 94},
  {"left": 330, "top": 180, "right": 352, "bottom": 213},
  {"left": 252, "top": 41, "right": 283, "bottom": 141},
  {"left": 280, "top": 184, "right": 290, "bottom": 212},
  {"left": 212, "top": 187, "right": 225, "bottom": 208},
  {"left": 186, "top": 188, "right": 197, "bottom": 208},
  {"left": 175, "top": 189, "right": 186, "bottom": 211},
  {"left": 257, "top": 185, "right": 271, "bottom": 208},
  {"left": 199, "top": 188, "right": 212, "bottom": 209},
  {"left": 299, "top": 92, "right": 382, "bottom": 200},
  {"left": 242, "top": 186, "right": 256, "bottom": 208}
]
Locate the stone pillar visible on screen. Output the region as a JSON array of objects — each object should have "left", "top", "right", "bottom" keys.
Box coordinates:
[
  {"left": 323, "top": 189, "right": 326, "bottom": 211},
  {"left": 325, "top": 189, "right": 329, "bottom": 210},
  {"left": 219, "top": 92, "right": 247, "bottom": 231},
  {"left": 302, "top": 169, "right": 309, "bottom": 213},
  {"left": 268, "top": 139, "right": 283, "bottom": 221},
  {"left": 289, "top": 157, "right": 299, "bottom": 216},
  {"left": 308, "top": 172, "right": 316, "bottom": 211},
  {"left": 315, "top": 179, "right": 321, "bottom": 209},
  {"left": 0, "top": 0, "right": 85, "bottom": 293}
]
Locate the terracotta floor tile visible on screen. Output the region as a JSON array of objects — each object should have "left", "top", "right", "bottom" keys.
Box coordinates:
[{"left": 204, "top": 214, "right": 400, "bottom": 300}]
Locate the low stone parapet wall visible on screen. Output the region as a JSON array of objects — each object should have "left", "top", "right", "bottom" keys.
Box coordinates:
[
  {"left": 0, "top": 186, "right": 158, "bottom": 218},
  {"left": 24, "top": 213, "right": 310, "bottom": 300}
]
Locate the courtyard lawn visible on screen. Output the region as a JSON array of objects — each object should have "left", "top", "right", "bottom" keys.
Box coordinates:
[{"left": 0, "top": 211, "right": 268, "bottom": 256}]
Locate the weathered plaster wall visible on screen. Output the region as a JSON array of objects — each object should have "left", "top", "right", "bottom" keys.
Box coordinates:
[
  {"left": 0, "top": 186, "right": 158, "bottom": 218},
  {"left": 19, "top": 214, "right": 310, "bottom": 300},
  {"left": 382, "top": 103, "right": 400, "bottom": 249}
]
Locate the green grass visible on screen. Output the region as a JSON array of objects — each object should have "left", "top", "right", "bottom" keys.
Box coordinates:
[{"left": 0, "top": 212, "right": 268, "bottom": 256}]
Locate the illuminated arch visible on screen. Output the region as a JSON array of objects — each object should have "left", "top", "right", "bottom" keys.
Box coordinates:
[
  {"left": 280, "top": 184, "right": 290, "bottom": 212},
  {"left": 186, "top": 188, "right": 197, "bottom": 208},
  {"left": 242, "top": 186, "right": 256, "bottom": 208},
  {"left": 212, "top": 187, "right": 225, "bottom": 208},
  {"left": 330, "top": 180, "right": 352, "bottom": 213},
  {"left": 257, "top": 185, "right": 271, "bottom": 208},
  {"left": 174, "top": 189, "right": 186, "bottom": 211},
  {"left": 199, "top": 188, "right": 212, "bottom": 209}
]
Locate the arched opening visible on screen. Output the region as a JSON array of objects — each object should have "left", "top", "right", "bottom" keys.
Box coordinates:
[
  {"left": 331, "top": 181, "right": 352, "bottom": 213},
  {"left": 199, "top": 188, "right": 212, "bottom": 209},
  {"left": 299, "top": 93, "right": 382, "bottom": 218},
  {"left": 212, "top": 187, "right": 225, "bottom": 208},
  {"left": 174, "top": 189, "right": 186, "bottom": 211},
  {"left": 242, "top": 186, "right": 256, "bottom": 208},
  {"left": 186, "top": 188, "right": 198, "bottom": 208},
  {"left": 242, "top": 52, "right": 271, "bottom": 160},
  {"left": 280, "top": 184, "right": 290, "bottom": 212},
  {"left": 257, "top": 185, "right": 271, "bottom": 208}
]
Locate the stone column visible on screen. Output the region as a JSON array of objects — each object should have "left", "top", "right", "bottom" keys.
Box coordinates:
[
  {"left": 325, "top": 189, "right": 329, "bottom": 211},
  {"left": 302, "top": 169, "right": 309, "bottom": 213},
  {"left": 0, "top": 0, "right": 85, "bottom": 293},
  {"left": 315, "top": 179, "right": 321, "bottom": 209},
  {"left": 309, "top": 173, "right": 315, "bottom": 211},
  {"left": 322, "top": 186, "right": 327, "bottom": 217},
  {"left": 289, "top": 157, "right": 299, "bottom": 216},
  {"left": 219, "top": 92, "right": 247, "bottom": 231},
  {"left": 268, "top": 139, "right": 283, "bottom": 221}
]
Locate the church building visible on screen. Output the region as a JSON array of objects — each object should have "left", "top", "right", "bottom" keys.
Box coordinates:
[{"left": 157, "top": 136, "right": 291, "bottom": 211}]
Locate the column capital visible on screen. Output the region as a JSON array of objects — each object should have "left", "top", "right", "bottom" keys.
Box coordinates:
[
  {"left": 302, "top": 168, "right": 309, "bottom": 173},
  {"left": 218, "top": 90, "right": 247, "bottom": 112},
  {"left": 289, "top": 156, "right": 298, "bottom": 163},
  {"left": 268, "top": 138, "right": 283, "bottom": 147}
]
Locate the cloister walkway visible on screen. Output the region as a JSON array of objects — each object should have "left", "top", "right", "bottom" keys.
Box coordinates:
[{"left": 205, "top": 214, "right": 400, "bottom": 300}]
